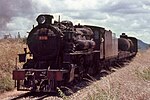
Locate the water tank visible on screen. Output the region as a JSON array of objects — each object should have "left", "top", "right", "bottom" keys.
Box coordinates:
[{"left": 118, "top": 38, "right": 131, "bottom": 51}]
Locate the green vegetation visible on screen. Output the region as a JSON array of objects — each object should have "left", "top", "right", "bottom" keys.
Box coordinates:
[
  {"left": 57, "top": 87, "right": 67, "bottom": 100},
  {"left": 0, "top": 73, "right": 14, "bottom": 92}
]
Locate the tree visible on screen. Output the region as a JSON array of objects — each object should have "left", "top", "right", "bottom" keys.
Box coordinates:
[{"left": 17, "top": 32, "right": 21, "bottom": 39}]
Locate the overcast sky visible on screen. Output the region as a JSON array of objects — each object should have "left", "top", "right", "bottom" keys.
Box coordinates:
[{"left": 0, "top": 0, "right": 150, "bottom": 43}]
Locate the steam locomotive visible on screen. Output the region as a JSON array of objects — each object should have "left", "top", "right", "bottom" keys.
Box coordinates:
[{"left": 13, "top": 14, "right": 138, "bottom": 92}]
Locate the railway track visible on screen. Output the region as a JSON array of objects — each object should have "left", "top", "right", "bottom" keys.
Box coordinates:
[{"left": 1, "top": 91, "right": 62, "bottom": 100}]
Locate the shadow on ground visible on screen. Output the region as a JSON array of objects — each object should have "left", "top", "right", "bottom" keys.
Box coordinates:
[{"left": 10, "top": 92, "right": 57, "bottom": 100}]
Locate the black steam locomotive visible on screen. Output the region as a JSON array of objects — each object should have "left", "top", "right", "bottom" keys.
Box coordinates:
[{"left": 13, "top": 14, "right": 138, "bottom": 92}]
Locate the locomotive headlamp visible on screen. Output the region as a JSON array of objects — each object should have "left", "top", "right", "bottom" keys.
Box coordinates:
[
  {"left": 36, "top": 14, "right": 54, "bottom": 25},
  {"left": 37, "top": 16, "right": 46, "bottom": 24}
]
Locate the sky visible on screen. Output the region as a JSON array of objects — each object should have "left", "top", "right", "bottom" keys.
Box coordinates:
[{"left": 0, "top": 0, "right": 150, "bottom": 43}]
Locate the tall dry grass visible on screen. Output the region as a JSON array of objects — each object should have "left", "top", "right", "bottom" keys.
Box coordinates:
[{"left": 0, "top": 39, "right": 24, "bottom": 92}]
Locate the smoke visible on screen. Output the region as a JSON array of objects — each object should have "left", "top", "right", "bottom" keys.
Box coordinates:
[{"left": 0, "top": 0, "right": 34, "bottom": 31}]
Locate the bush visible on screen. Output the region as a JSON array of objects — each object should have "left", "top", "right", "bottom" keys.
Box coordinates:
[{"left": 0, "top": 73, "right": 14, "bottom": 92}]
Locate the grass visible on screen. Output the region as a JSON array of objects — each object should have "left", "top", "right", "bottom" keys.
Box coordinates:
[
  {"left": 86, "top": 80, "right": 121, "bottom": 100},
  {"left": 57, "top": 87, "right": 67, "bottom": 100},
  {"left": 141, "top": 68, "right": 150, "bottom": 81},
  {"left": 87, "top": 89, "right": 119, "bottom": 100},
  {"left": 0, "top": 39, "right": 24, "bottom": 93},
  {"left": 136, "top": 67, "right": 150, "bottom": 81},
  {"left": 82, "top": 50, "right": 150, "bottom": 100},
  {"left": 0, "top": 73, "right": 14, "bottom": 92}
]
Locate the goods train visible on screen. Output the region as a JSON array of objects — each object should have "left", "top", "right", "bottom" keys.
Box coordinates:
[{"left": 13, "top": 14, "right": 138, "bottom": 92}]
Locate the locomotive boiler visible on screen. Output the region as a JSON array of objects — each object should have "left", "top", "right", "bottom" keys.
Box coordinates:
[{"left": 13, "top": 14, "right": 138, "bottom": 92}]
